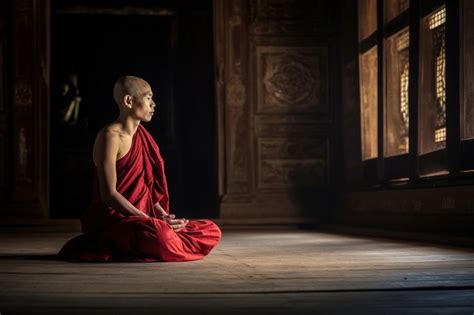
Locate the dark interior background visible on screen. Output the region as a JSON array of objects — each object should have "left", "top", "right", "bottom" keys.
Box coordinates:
[{"left": 50, "top": 0, "right": 217, "bottom": 219}]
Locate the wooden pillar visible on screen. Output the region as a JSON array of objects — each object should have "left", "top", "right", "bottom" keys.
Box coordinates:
[{"left": 0, "top": 0, "right": 9, "bottom": 202}]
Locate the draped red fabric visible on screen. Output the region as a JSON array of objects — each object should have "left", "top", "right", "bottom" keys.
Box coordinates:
[{"left": 58, "top": 125, "right": 221, "bottom": 262}]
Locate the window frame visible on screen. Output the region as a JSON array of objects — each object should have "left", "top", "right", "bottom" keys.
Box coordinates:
[
  {"left": 382, "top": 8, "right": 410, "bottom": 181},
  {"left": 357, "top": 0, "right": 470, "bottom": 188}
]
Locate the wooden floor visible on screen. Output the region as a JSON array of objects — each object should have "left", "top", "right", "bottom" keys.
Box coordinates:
[{"left": 0, "top": 226, "right": 473, "bottom": 314}]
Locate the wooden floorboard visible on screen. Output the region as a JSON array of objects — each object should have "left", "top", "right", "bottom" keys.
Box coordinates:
[{"left": 0, "top": 227, "right": 473, "bottom": 314}]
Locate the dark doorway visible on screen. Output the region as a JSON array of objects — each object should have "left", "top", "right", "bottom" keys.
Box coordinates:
[{"left": 50, "top": 1, "right": 217, "bottom": 219}]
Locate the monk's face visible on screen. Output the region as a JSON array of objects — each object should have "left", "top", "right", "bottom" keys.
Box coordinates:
[{"left": 132, "top": 84, "right": 156, "bottom": 122}]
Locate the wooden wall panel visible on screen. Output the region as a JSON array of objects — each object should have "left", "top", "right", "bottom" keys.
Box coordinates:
[
  {"left": 255, "top": 115, "right": 325, "bottom": 136},
  {"left": 337, "top": 186, "right": 474, "bottom": 236},
  {"left": 0, "top": 0, "right": 50, "bottom": 218},
  {"left": 12, "top": 0, "right": 35, "bottom": 192},
  {"left": 0, "top": 0, "right": 7, "bottom": 193},
  {"left": 257, "top": 137, "right": 328, "bottom": 190},
  {"left": 249, "top": 0, "right": 330, "bottom": 36},
  {"left": 0, "top": 134, "right": 4, "bottom": 188}
]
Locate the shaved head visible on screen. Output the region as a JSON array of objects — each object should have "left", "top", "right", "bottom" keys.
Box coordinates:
[{"left": 113, "top": 75, "right": 150, "bottom": 107}]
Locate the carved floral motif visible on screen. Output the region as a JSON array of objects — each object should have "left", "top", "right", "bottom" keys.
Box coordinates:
[
  {"left": 223, "top": 0, "right": 249, "bottom": 193},
  {"left": 251, "top": 0, "right": 320, "bottom": 20},
  {"left": 248, "top": 0, "right": 329, "bottom": 35},
  {"left": 18, "top": 126, "right": 30, "bottom": 181},
  {"left": 226, "top": 77, "right": 246, "bottom": 109},
  {"left": 250, "top": 20, "right": 319, "bottom": 35},
  {"left": 258, "top": 48, "right": 328, "bottom": 113},
  {"left": 264, "top": 54, "right": 317, "bottom": 106},
  {"left": 257, "top": 137, "right": 328, "bottom": 189}
]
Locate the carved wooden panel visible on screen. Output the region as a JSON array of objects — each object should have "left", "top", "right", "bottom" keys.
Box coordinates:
[
  {"left": 12, "top": 0, "right": 35, "bottom": 189},
  {"left": 0, "top": 0, "right": 50, "bottom": 216},
  {"left": 249, "top": 0, "right": 331, "bottom": 35},
  {"left": 251, "top": 0, "right": 321, "bottom": 19},
  {"left": 257, "top": 137, "right": 328, "bottom": 189},
  {"left": 255, "top": 115, "right": 327, "bottom": 137},
  {"left": 222, "top": 0, "right": 251, "bottom": 194},
  {"left": 256, "top": 46, "right": 328, "bottom": 114}
]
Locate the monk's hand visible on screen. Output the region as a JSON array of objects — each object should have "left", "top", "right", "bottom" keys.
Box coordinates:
[
  {"left": 155, "top": 207, "right": 172, "bottom": 222},
  {"left": 167, "top": 217, "right": 189, "bottom": 232},
  {"left": 161, "top": 213, "right": 189, "bottom": 232},
  {"left": 155, "top": 207, "right": 189, "bottom": 232}
]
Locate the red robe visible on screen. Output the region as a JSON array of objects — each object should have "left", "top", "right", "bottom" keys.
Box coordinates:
[{"left": 58, "top": 124, "right": 221, "bottom": 262}]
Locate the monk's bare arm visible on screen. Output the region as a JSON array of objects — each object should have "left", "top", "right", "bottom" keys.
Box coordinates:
[
  {"left": 93, "top": 129, "right": 149, "bottom": 218},
  {"left": 154, "top": 202, "right": 166, "bottom": 214}
]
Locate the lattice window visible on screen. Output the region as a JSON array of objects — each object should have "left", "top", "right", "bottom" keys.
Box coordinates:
[
  {"left": 430, "top": 8, "right": 447, "bottom": 145},
  {"left": 435, "top": 127, "right": 446, "bottom": 142},
  {"left": 384, "top": 28, "right": 409, "bottom": 156},
  {"left": 398, "top": 31, "right": 410, "bottom": 145},
  {"left": 419, "top": 7, "right": 447, "bottom": 155},
  {"left": 429, "top": 8, "right": 446, "bottom": 30}
]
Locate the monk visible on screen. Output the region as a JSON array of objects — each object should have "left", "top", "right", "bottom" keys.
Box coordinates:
[{"left": 58, "top": 75, "right": 221, "bottom": 262}]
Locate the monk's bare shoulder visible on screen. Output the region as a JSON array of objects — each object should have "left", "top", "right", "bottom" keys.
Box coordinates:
[{"left": 92, "top": 124, "right": 123, "bottom": 166}]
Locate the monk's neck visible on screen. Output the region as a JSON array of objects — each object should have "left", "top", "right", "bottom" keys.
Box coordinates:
[{"left": 116, "top": 114, "right": 140, "bottom": 137}]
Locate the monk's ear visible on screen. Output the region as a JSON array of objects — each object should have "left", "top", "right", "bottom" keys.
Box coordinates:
[{"left": 123, "top": 94, "right": 133, "bottom": 109}]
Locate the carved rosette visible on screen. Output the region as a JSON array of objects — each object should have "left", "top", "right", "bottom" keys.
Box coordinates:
[
  {"left": 264, "top": 54, "right": 318, "bottom": 106},
  {"left": 257, "top": 47, "right": 328, "bottom": 114}
]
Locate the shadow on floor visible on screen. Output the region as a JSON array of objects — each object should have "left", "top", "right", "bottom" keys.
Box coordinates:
[{"left": 0, "top": 254, "right": 60, "bottom": 260}]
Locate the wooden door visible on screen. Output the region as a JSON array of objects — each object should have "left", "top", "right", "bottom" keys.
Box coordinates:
[{"left": 214, "top": 0, "right": 337, "bottom": 222}]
